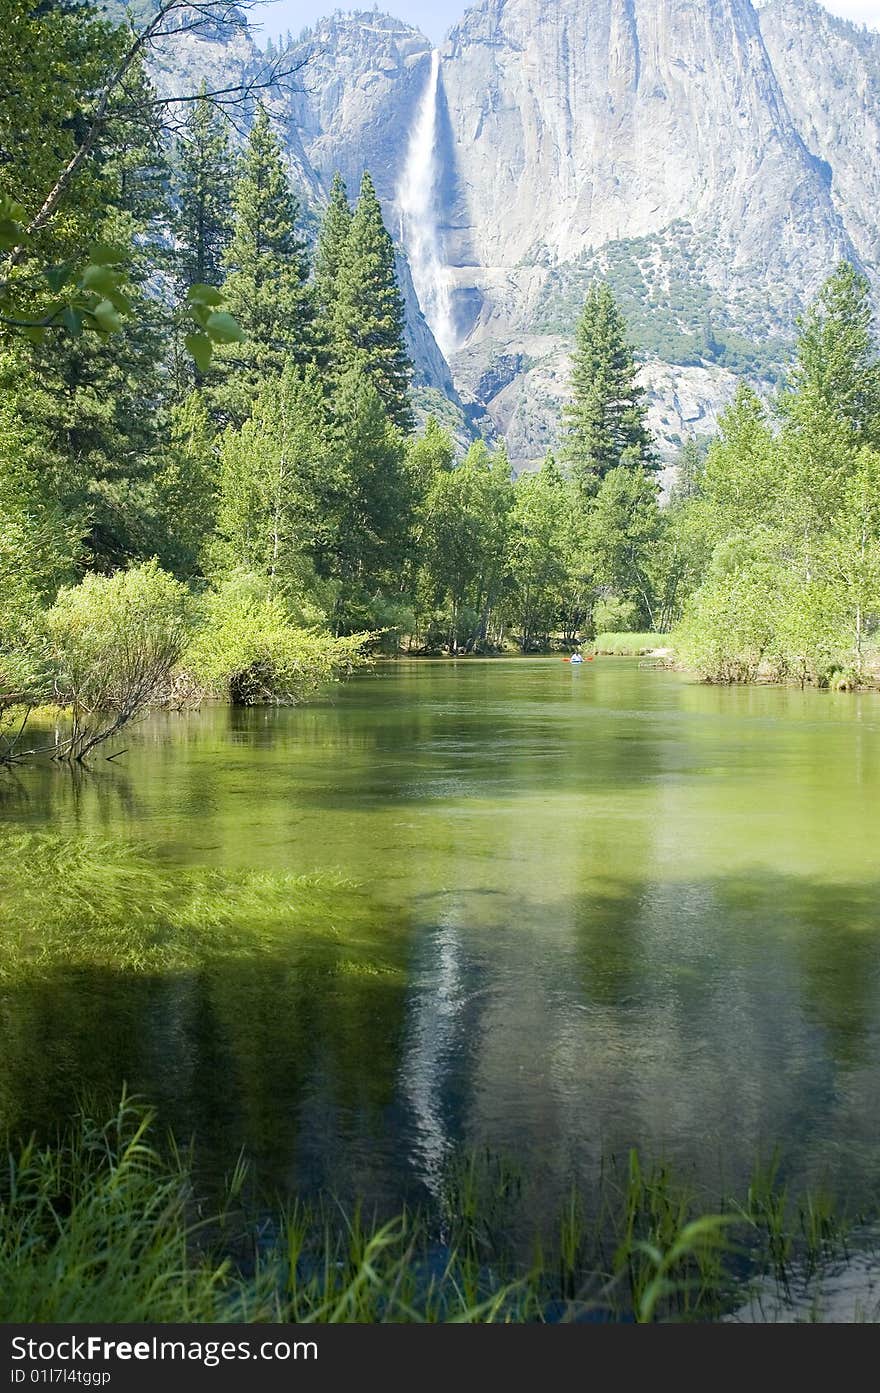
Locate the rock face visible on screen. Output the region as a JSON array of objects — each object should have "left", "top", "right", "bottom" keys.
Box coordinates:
[
  {"left": 758, "top": 0, "right": 880, "bottom": 276},
  {"left": 150, "top": 1, "right": 880, "bottom": 469}
]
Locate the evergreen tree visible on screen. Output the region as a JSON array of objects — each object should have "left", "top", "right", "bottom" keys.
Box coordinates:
[
  {"left": 314, "top": 172, "right": 352, "bottom": 314},
  {"left": 154, "top": 391, "right": 218, "bottom": 577},
  {"left": 563, "top": 281, "right": 654, "bottom": 490},
  {"left": 331, "top": 172, "right": 413, "bottom": 433},
  {"left": 1, "top": 52, "right": 173, "bottom": 570},
  {"left": 327, "top": 363, "right": 415, "bottom": 625},
  {"left": 785, "top": 262, "right": 880, "bottom": 447},
  {"left": 216, "top": 107, "right": 314, "bottom": 419},
  {"left": 312, "top": 172, "right": 353, "bottom": 371},
  {"left": 173, "top": 86, "right": 234, "bottom": 292}
]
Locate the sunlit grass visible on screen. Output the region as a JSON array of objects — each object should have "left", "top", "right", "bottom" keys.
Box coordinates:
[{"left": 594, "top": 632, "right": 671, "bottom": 655}]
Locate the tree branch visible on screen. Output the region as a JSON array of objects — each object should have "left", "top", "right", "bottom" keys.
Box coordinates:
[{"left": 10, "top": 1, "right": 303, "bottom": 263}]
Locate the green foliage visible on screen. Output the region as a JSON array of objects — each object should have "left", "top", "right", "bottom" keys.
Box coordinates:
[
  {"left": 0, "top": 10, "right": 417, "bottom": 735},
  {"left": 588, "top": 466, "right": 664, "bottom": 629},
  {"left": 783, "top": 262, "right": 880, "bottom": 447},
  {"left": 593, "top": 631, "right": 662, "bottom": 654},
  {"left": 153, "top": 390, "right": 218, "bottom": 576},
  {"left": 592, "top": 598, "right": 639, "bottom": 633},
  {"left": 563, "top": 281, "right": 654, "bottom": 491},
  {"left": 47, "top": 561, "right": 194, "bottom": 760},
  {"left": 173, "top": 87, "right": 234, "bottom": 295},
  {"left": 330, "top": 172, "right": 414, "bottom": 433},
  {"left": 215, "top": 107, "right": 313, "bottom": 420},
  {"left": 0, "top": 14, "right": 241, "bottom": 367},
  {"left": 680, "top": 264, "right": 880, "bottom": 685},
  {"left": 313, "top": 171, "right": 352, "bottom": 363},
  {"left": 326, "top": 364, "right": 415, "bottom": 629},
  {"left": 506, "top": 456, "right": 571, "bottom": 650},
  {"left": 535, "top": 225, "right": 791, "bottom": 380},
  {"left": 418, "top": 440, "right": 514, "bottom": 652},
  {"left": 215, "top": 365, "right": 335, "bottom": 603},
  {"left": 183, "top": 572, "right": 369, "bottom": 705}
]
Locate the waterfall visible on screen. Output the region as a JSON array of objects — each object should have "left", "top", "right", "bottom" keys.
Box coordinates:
[{"left": 397, "top": 50, "right": 456, "bottom": 358}]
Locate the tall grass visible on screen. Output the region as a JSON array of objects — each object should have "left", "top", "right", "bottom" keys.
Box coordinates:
[
  {"left": 1, "top": 1100, "right": 869, "bottom": 1323},
  {"left": 593, "top": 633, "right": 671, "bottom": 655}
]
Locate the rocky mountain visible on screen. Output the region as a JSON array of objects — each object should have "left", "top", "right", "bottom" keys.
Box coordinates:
[{"left": 147, "top": 0, "right": 880, "bottom": 472}]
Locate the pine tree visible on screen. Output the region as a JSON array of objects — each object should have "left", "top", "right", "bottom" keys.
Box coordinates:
[
  {"left": 327, "top": 362, "right": 415, "bottom": 624},
  {"left": 173, "top": 86, "right": 234, "bottom": 292},
  {"left": 216, "top": 107, "right": 314, "bottom": 420},
  {"left": 785, "top": 261, "right": 880, "bottom": 448},
  {"left": 563, "top": 281, "right": 654, "bottom": 491},
  {"left": 314, "top": 174, "right": 352, "bottom": 308},
  {"left": 2, "top": 52, "right": 173, "bottom": 570},
  {"left": 331, "top": 172, "right": 413, "bottom": 433},
  {"left": 312, "top": 172, "right": 352, "bottom": 368},
  {"left": 154, "top": 391, "right": 218, "bottom": 577}
]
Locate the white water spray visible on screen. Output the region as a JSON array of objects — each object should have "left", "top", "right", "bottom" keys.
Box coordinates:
[{"left": 397, "top": 50, "right": 456, "bottom": 358}]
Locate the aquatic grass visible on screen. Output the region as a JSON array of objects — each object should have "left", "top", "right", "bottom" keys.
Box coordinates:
[
  {"left": 0, "top": 1093, "right": 248, "bottom": 1323},
  {"left": 603, "top": 1149, "right": 735, "bottom": 1321},
  {"left": 798, "top": 1185, "right": 847, "bottom": 1277},
  {"left": 1, "top": 1102, "right": 876, "bottom": 1323},
  {"left": 0, "top": 830, "right": 400, "bottom": 981},
  {"left": 739, "top": 1151, "right": 794, "bottom": 1284}
]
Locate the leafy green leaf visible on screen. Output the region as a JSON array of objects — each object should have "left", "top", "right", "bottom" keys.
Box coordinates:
[
  {"left": 185, "top": 332, "right": 213, "bottom": 372},
  {"left": 88, "top": 241, "right": 128, "bottom": 266},
  {"left": 0, "top": 194, "right": 27, "bottom": 223},
  {"left": 187, "top": 283, "right": 224, "bottom": 307},
  {"left": 44, "top": 263, "right": 74, "bottom": 293},
  {"left": 204, "top": 310, "right": 245, "bottom": 344},
  {"left": 0, "top": 218, "right": 23, "bottom": 249},
  {"left": 90, "top": 299, "right": 124, "bottom": 334},
  {"left": 81, "top": 264, "right": 122, "bottom": 295},
  {"left": 104, "top": 288, "right": 132, "bottom": 315},
  {"left": 61, "top": 307, "right": 83, "bottom": 337}
]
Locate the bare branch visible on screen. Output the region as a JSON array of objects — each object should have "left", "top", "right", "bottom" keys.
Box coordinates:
[{"left": 9, "top": 1, "right": 306, "bottom": 264}]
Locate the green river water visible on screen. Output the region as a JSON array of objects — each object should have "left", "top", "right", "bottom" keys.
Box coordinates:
[{"left": 2, "top": 657, "right": 879, "bottom": 1216}]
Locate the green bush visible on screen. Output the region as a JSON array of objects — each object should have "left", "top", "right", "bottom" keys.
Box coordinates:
[
  {"left": 183, "top": 571, "right": 371, "bottom": 705},
  {"left": 592, "top": 595, "right": 639, "bottom": 633},
  {"left": 47, "top": 560, "right": 194, "bottom": 760}
]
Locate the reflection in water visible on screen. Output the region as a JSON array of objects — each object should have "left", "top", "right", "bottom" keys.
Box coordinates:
[{"left": 1, "top": 659, "right": 880, "bottom": 1215}]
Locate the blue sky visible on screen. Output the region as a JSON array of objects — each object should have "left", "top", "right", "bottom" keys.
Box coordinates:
[
  {"left": 248, "top": 1, "right": 464, "bottom": 45},
  {"left": 247, "top": 0, "right": 880, "bottom": 47}
]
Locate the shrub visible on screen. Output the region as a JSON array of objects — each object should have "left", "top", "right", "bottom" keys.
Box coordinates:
[
  {"left": 47, "top": 560, "right": 194, "bottom": 760},
  {"left": 183, "top": 572, "right": 371, "bottom": 705}
]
